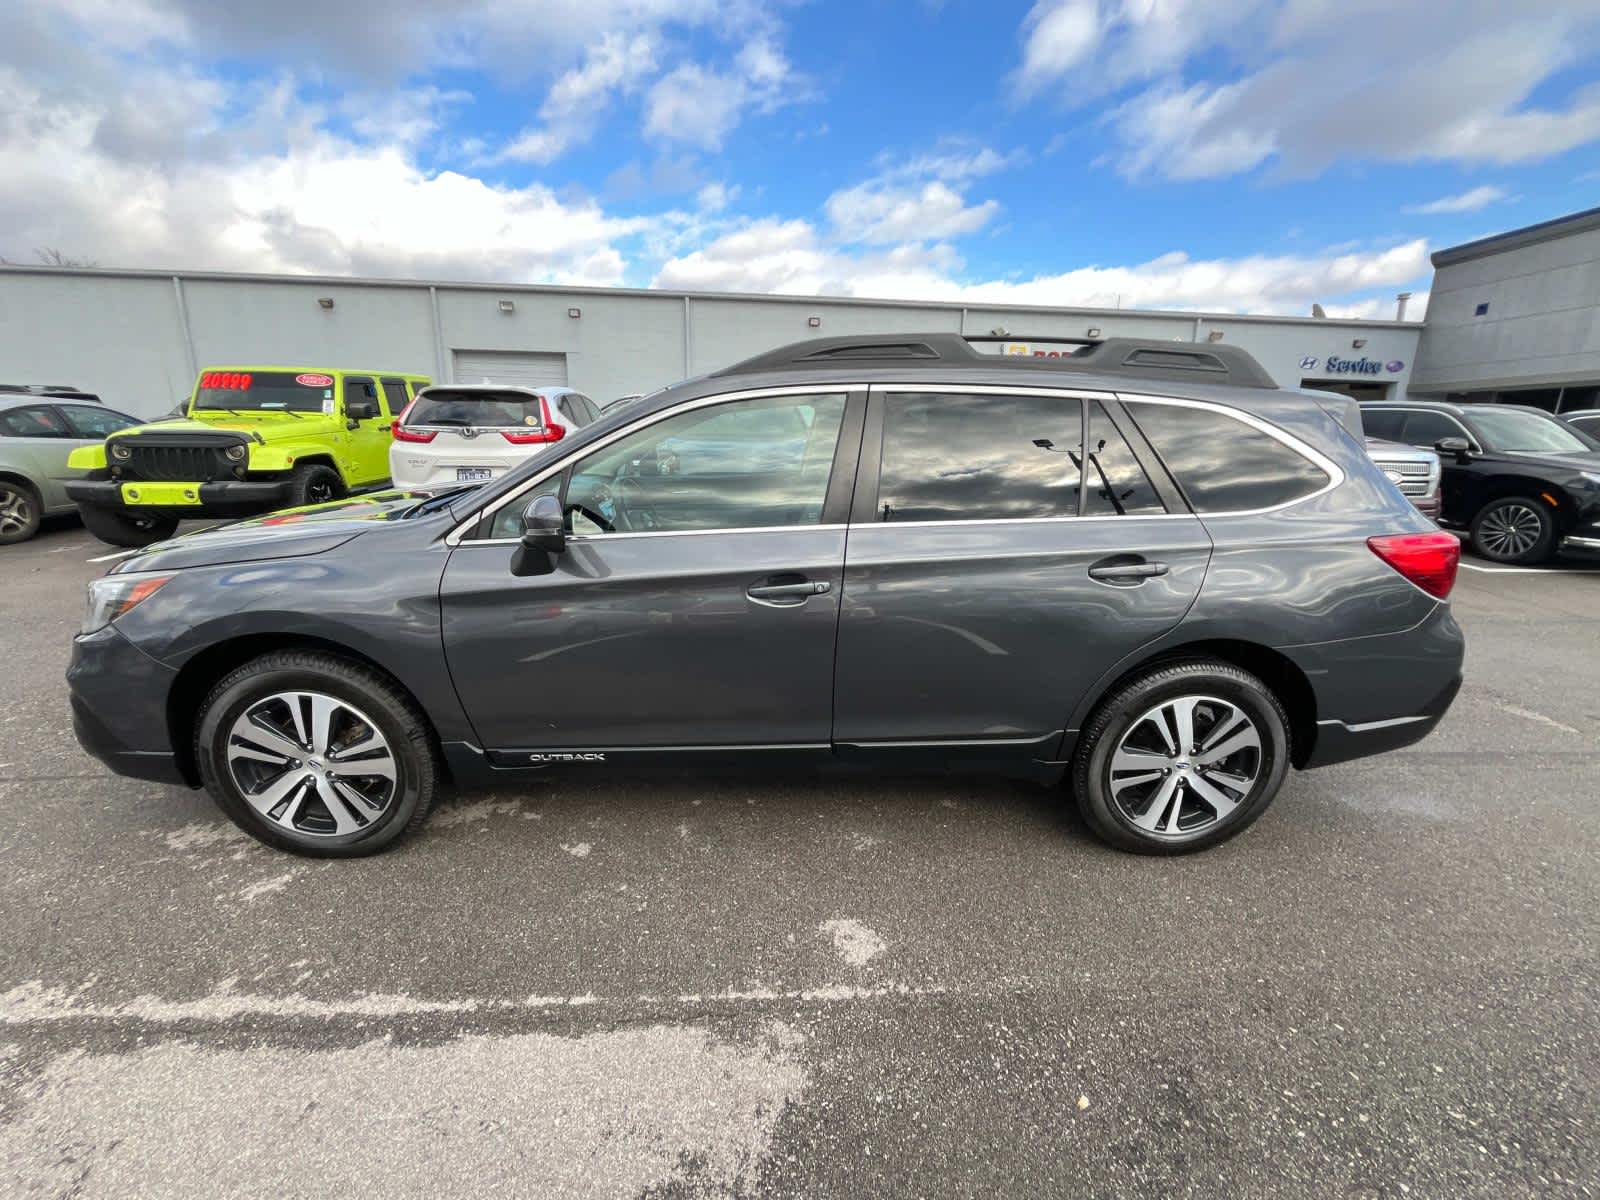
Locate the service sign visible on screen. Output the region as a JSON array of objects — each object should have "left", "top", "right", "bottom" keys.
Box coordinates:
[{"left": 1301, "top": 355, "right": 1404, "bottom": 376}]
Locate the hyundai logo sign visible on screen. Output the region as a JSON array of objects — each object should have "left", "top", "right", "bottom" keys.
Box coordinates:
[{"left": 1303, "top": 355, "right": 1407, "bottom": 377}]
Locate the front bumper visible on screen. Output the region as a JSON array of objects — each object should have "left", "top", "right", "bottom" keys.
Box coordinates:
[
  {"left": 67, "top": 625, "right": 189, "bottom": 786},
  {"left": 65, "top": 478, "right": 294, "bottom": 519}
]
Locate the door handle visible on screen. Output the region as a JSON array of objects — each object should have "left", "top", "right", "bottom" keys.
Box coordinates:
[
  {"left": 747, "top": 579, "right": 831, "bottom": 605},
  {"left": 1087, "top": 558, "right": 1170, "bottom": 584}
]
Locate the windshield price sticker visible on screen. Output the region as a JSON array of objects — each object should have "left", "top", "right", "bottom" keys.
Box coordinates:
[{"left": 296, "top": 373, "right": 335, "bottom": 387}]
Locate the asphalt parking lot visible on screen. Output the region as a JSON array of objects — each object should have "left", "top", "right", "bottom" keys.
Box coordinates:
[{"left": 2, "top": 520, "right": 1597, "bottom": 1199}]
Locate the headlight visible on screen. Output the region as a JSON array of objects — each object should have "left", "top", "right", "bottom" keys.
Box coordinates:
[
  {"left": 226, "top": 444, "right": 246, "bottom": 461},
  {"left": 110, "top": 442, "right": 132, "bottom": 461},
  {"left": 82, "top": 573, "right": 173, "bottom": 635}
]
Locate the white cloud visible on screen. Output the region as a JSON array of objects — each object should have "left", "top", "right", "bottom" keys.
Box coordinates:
[
  {"left": 1403, "top": 186, "right": 1514, "bottom": 216},
  {"left": 499, "top": 32, "right": 657, "bottom": 164},
  {"left": 1017, "top": 0, "right": 1600, "bottom": 179},
  {"left": 826, "top": 181, "right": 999, "bottom": 245},
  {"left": 644, "top": 37, "right": 800, "bottom": 150},
  {"left": 656, "top": 217, "right": 1430, "bottom": 317}
]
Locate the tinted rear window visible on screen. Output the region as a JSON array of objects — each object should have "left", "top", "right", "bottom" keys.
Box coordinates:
[
  {"left": 877, "top": 392, "right": 1084, "bottom": 522},
  {"left": 1130, "top": 402, "right": 1329, "bottom": 513},
  {"left": 406, "top": 389, "right": 545, "bottom": 428}
]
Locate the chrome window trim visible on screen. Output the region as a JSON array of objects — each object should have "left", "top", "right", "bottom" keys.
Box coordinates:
[
  {"left": 1115, "top": 391, "right": 1346, "bottom": 517},
  {"left": 457, "top": 523, "right": 849, "bottom": 549},
  {"left": 444, "top": 383, "right": 856, "bottom": 546}
]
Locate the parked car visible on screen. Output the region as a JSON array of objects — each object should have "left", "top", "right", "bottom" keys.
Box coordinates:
[
  {"left": 1561, "top": 409, "right": 1600, "bottom": 439},
  {"left": 1364, "top": 437, "right": 1442, "bottom": 519},
  {"left": 65, "top": 367, "right": 431, "bottom": 546},
  {"left": 389, "top": 385, "right": 598, "bottom": 490},
  {"left": 1361, "top": 401, "right": 1600, "bottom": 564},
  {"left": 0, "top": 394, "right": 141, "bottom": 543},
  {"left": 68, "top": 334, "right": 1463, "bottom": 858}
]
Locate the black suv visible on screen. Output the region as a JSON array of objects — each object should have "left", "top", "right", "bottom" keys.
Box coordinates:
[
  {"left": 69, "top": 335, "right": 1465, "bottom": 857},
  {"left": 1361, "top": 401, "right": 1600, "bottom": 564}
]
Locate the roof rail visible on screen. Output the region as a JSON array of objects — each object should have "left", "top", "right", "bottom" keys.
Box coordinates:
[{"left": 711, "top": 332, "right": 1278, "bottom": 389}]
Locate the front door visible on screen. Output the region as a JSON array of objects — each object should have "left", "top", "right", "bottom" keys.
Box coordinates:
[
  {"left": 341, "top": 375, "right": 390, "bottom": 485},
  {"left": 833, "top": 387, "right": 1212, "bottom": 758},
  {"left": 440, "top": 387, "right": 864, "bottom": 758}
]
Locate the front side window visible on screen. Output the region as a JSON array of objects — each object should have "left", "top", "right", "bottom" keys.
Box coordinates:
[
  {"left": 1468, "top": 408, "right": 1594, "bottom": 454},
  {"left": 1130, "top": 402, "right": 1329, "bottom": 513},
  {"left": 495, "top": 392, "right": 846, "bottom": 538},
  {"left": 877, "top": 392, "right": 1084, "bottom": 522},
  {"left": 0, "top": 405, "right": 69, "bottom": 437},
  {"left": 60, "top": 405, "right": 139, "bottom": 438},
  {"left": 344, "top": 377, "right": 379, "bottom": 416}
]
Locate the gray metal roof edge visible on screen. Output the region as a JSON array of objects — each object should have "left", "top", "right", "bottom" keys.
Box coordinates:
[
  {"left": 0, "top": 264, "right": 1420, "bottom": 330},
  {"left": 1431, "top": 205, "right": 1600, "bottom": 269}
]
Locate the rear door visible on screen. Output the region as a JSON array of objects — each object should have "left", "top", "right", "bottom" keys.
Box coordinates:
[{"left": 832, "top": 386, "right": 1212, "bottom": 760}]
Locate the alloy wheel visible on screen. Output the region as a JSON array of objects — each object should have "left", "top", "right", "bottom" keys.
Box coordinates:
[
  {"left": 1477, "top": 502, "right": 1543, "bottom": 561},
  {"left": 225, "top": 691, "right": 397, "bottom": 837},
  {"left": 308, "top": 481, "right": 334, "bottom": 504},
  {"left": 0, "top": 487, "right": 33, "bottom": 537},
  {"left": 1107, "top": 695, "right": 1263, "bottom": 839}
]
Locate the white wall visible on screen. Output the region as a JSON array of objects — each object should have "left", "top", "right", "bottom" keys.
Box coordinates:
[{"left": 0, "top": 267, "right": 1422, "bottom": 418}]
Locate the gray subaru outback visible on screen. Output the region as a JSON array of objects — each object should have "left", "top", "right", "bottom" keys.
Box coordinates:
[{"left": 68, "top": 334, "right": 1464, "bottom": 857}]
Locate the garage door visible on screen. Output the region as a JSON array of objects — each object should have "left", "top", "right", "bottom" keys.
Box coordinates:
[{"left": 452, "top": 350, "right": 568, "bottom": 388}]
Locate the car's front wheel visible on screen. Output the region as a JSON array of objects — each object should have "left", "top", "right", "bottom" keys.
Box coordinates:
[
  {"left": 1072, "top": 660, "right": 1290, "bottom": 854},
  {"left": 1470, "top": 497, "right": 1555, "bottom": 565},
  {"left": 194, "top": 651, "right": 437, "bottom": 856},
  {"left": 78, "top": 503, "right": 181, "bottom": 547}
]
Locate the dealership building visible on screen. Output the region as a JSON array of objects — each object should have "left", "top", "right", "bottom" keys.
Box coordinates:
[{"left": 1, "top": 206, "right": 1595, "bottom": 420}]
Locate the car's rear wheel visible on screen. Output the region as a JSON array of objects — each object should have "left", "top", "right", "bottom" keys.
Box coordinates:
[
  {"left": 1072, "top": 660, "right": 1290, "bottom": 854},
  {"left": 78, "top": 503, "right": 181, "bottom": 547},
  {"left": 0, "top": 480, "right": 42, "bottom": 544},
  {"left": 194, "top": 651, "right": 437, "bottom": 857},
  {"left": 289, "top": 463, "right": 345, "bottom": 507},
  {"left": 1470, "top": 497, "right": 1555, "bottom": 565}
]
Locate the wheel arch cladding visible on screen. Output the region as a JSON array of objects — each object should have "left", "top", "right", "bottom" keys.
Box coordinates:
[
  {"left": 166, "top": 633, "right": 447, "bottom": 787},
  {"left": 1478, "top": 478, "right": 1573, "bottom": 526},
  {"left": 1073, "top": 639, "right": 1318, "bottom": 769}
]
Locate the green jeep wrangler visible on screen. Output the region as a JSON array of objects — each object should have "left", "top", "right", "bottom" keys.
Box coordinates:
[{"left": 67, "top": 367, "right": 430, "bottom": 546}]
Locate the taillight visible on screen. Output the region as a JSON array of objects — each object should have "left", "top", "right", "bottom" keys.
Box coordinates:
[
  {"left": 1367, "top": 531, "right": 1460, "bottom": 599},
  {"left": 392, "top": 424, "right": 437, "bottom": 443},
  {"left": 501, "top": 426, "right": 564, "bottom": 445},
  {"left": 503, "top": 396, "right": 565, "bottom": 444}
]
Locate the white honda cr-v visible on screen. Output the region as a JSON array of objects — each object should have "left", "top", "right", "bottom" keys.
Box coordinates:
[{"left": 389, "top": 385, "right": 600, "bottom": 490}]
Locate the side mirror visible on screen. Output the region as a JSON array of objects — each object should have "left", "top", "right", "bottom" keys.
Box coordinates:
[
  {"left": 347, "top": 399, "right": 378, "bottom": 421},
  {"left": 511, "top": 493, "right": 565, "bottom": 577},
  {"left": 1435, "top": 436, "right": 1471, "bottom": 461}
]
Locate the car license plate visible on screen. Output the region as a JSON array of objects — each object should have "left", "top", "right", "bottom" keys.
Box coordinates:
[
  {"left": 121, "top": 482, "right": 201, "bottom": 506},
  {"left": 456, "top": 467, "right": 493, "bottom": 482}
]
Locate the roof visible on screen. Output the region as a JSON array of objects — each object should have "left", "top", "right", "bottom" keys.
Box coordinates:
[
  {"left": 0, "top": 264, "right": 1415, "bottom": 329},
  {"left": 1431, "top": 205, "right": 1600, "bottom": 268},
  {"left": 712, "top": 333, "right": 1279, "bottom": 390},
  {"left": 415, "top": 383, "right": 573, "bottom": 395},
  {"left": 199, "top": 366, "right": 432, "bottom": 377}
]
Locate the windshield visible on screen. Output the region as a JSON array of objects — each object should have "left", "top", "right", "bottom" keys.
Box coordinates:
[
  {"left": 1469, "top": 409, "right": 1596, "bottom": 454},
  {"left": 193, "top": 370, "right": 333, "bottom": 414},
  {"left": 406, "top": 389, "right": 546, "bottom": 429}
]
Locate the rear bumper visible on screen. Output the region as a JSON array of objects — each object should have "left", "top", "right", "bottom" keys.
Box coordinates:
[
  {"left": 1286, "top": 602, "right": 1465, "bottom": 769},
  {"left": 65, "top": 478, "right": 294, "bottom": 518},
  {"left": 1412, "top": 494, "right": 1441, "bottom": 520},
  {"left": 67, "top": 625, "right": 189, "bottom": 786}
]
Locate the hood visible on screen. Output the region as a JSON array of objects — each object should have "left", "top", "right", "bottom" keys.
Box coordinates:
[
  {"left": 1498, "top": 449, "right": 1600, "bottom": 472},
  {"left": 108, "top": 490, "right": 439, "bottom": 574},
  {"left": 112, "top": 413, "right": 337, "bottom": 442}
]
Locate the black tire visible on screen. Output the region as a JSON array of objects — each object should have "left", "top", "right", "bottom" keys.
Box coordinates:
[
  {"left": 0, "top": 479, "right": 42, "bottom": 545},
  {"left": 78, "top": 503, "right": 181, "bottom": 548},
  {"left": 1469, "top": 497, "right": 1555, "bottom": 565},
  {"left": 1071, "top": 659, "right": 1290, "bottom": 855},
  {"left": 194, "top": 650, "right": 438, "bottom": 857},
  {"left": 289, "top": 462, "right": 346, "bottom": 507}
]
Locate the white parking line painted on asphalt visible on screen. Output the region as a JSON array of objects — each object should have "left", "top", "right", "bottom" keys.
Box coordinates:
[{"left": 1459, "top": 562, "right": 1600, "bottom": 575}]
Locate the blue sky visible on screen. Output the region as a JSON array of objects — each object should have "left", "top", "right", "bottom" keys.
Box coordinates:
[{"left": 4, "top": 1, "right": 1599, "bottom": 319}]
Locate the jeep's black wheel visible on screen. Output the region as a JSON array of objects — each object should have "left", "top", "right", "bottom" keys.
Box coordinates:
[
  {"left": 1072, "top": 659, "right": 1290, "bottom": 855},
  {"left": 289, "top": 463, "right": 345, "bottom": 507},
  {"left": 0, "top": 480, "right": 42, "bottom": 544},
  {"left": 78, "top": 503, "right": 181, "bottom": 548},
  {"left": 195, "top": 650, "right": 437, "bottom": 857},
  {"left": 1470, "top": 497, "right": 1555, "bottom": 565}
]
